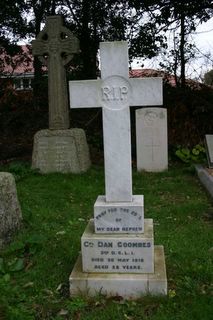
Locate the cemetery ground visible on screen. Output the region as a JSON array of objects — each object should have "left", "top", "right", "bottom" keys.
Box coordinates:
[{"left": 0, "top": 161, "right": 212, "bottom": 320}]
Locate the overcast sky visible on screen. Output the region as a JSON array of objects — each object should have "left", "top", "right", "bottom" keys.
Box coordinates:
[
  {"left": 132, "top": 17, "right": 213, "bottom": 81},
  {"left": 21, "top": 14, "right": 213, "bottom": 81},
  {"left": 194, "top": 17, "right": 213, "bottom": 52}
]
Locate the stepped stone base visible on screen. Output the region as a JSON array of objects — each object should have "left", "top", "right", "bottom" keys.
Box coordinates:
[
  {"left": 69, "top": 246, "right": 167, "bottom": 299},
  {"left": 81, "top": 219, "right": 154, "bottom": 273},
  {"left": 32, "top": 128, "right": 91, "bottom": 173}
]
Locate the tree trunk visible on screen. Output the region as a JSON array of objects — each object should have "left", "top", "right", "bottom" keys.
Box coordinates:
[
  {"left": 51, "top": 0, "right": 56, "bottom": 15},
  {"left": 33, "top": 17, "right": 43, "bottom": 110},
  {"left": 180, "top": 12, "right": 186, "bottom": 88},
  {"left": 80, "top": 0, "right": 97, "bottom": 79}
]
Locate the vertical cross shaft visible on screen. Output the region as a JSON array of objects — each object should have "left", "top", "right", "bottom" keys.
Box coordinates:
[{"left": 100, "top": 42, "right": 132, "bottom": 202}]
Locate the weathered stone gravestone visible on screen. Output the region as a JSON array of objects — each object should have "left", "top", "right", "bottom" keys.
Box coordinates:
[
  {"left": 69, "top": 41, "right": 167, "bottom": 298},
  {"left": 205, "top": 134, "right": 213, "bottom": 168},
  {"left": 0, "top": 173, "right": 22, "bottom": 249},
  {"left": 32, "top": 15, "right": 90, "bottom": 173},
  {"left": 136, "top": 107, "right": 168, "bottom": 172}
]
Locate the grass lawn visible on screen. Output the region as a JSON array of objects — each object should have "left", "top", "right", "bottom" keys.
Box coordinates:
[{"left": 0, "top": 162, "right": 212, "bottom": 319}]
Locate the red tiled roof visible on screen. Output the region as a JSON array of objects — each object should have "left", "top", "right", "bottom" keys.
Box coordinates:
[
  {"left": 0, "top": 45, "right": 34, "bottom": 76},
  {"left": 130, "top": 68, "right": 210, "bottom": 90},
  {"left": 130, "top": 68, "right": 177, "bottom": 86},
  {"left": 1, "top": 46, "right": 210, "bottom": 90}
]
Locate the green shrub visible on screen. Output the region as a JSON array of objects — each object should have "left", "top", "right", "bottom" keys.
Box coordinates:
[
  {"left": 175, "top": 144, "right": 206, "bottom": 164},
  {"left": 0, "top": 161, "right": 38, "bottom": 181}
]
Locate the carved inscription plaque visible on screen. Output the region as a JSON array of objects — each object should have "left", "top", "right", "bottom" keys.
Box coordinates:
[
  {"left": 101, "top": 76, "right": 131, "bottom": 110},
  {"left": 35, "top": 136, "right": 77, "bottom": 172},
  {"left": 32, "top": 129, "right": 91, "bottom": 173},
  {"left": 81, "top": 219, "right": 154, "bottom": 274},
  {"left": 94, "top": 195, "right": 144, "bottom": 233}
]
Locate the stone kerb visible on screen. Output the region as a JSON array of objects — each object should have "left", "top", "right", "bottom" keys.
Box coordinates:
[
  {"left": 0, "top": 172, "right": 22, "bottom": 249},
  {"left": 205, "top": 134, "right": 213, "bottom": 168}
]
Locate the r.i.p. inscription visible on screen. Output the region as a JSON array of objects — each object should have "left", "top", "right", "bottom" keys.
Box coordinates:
[{"left": 101, "top": 76, "right": 130, "bottom": 110}]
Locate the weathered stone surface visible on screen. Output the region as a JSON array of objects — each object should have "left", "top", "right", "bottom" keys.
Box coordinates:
[
  {"left": 81, "top": 219, "right": 154, "bottom": 273},
  {"left": 94, "top": 195, "right": 144, "bottom": 234},
  {"left": 0, "top": 173, "right": 22, "bottom": 248},
  {"left": 32, "top": 15, "right": 79, "bottom": 130},
  {"left": 69, "top": 246, "right": 167, "bottom": 298},
  {"left": 195, "top": 164, "right": 213, "bottom": 199},
  {"left": 136, "top": 107, "right": 168, "bottom": 172},
  {"left": 32, "top": 129, "right": 91, "bottom": 173}
]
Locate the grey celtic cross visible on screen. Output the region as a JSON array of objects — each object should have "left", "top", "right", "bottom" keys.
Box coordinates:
[{"left": 32, "top": 15, "right": 79, "bottom": 130}]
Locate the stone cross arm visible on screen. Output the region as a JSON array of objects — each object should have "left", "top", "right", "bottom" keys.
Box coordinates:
[
  {"left": 69, "top": 77, "right": 163, "bottom": 109},
  {"left": 32, "top": 16, "right": 79, "bottom": 66},
  {"left": 32, "top": 35, "right": 78, "bottom": 56}
]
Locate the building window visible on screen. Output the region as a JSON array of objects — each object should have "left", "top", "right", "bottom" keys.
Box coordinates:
[
  {"left": 23, "top": 78, "right": 32, "bottom": 89},
  {"left": 14, "top": 77, "right": 32, "bottom": 90}
]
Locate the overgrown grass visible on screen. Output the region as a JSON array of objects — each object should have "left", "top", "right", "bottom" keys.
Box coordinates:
[{"left": 0, "top": 163, "right": 212, "bottom": 319}]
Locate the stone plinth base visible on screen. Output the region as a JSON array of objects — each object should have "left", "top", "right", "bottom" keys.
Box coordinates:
[
  {"left": 32, "top": 128, "right": 91, "bottom": 173},
  {"left": 81, "top": 219, "right": 154, "bottom": 273},
  {"left": 94, "top": 195, "right": 144, "bottom": 233},
  {"left": 69, "top": 246, "right": 167, "bottom": 299}
]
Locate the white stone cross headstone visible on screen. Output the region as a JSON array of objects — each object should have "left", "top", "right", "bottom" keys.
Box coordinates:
[{"left": 69, "top": 41, "right": 162, "bottom": 202}]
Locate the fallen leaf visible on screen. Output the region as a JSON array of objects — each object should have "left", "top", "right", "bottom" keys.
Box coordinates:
[
  {"left": 23, "top": 282, "right": 34, "bottom": 288},
  {"left": 56, "top": 231, "right": 66, "bottom": 235},
  {"left": 168, "top": 289, "right": 176, "bottom": 298},
  {"left": 56, "top": 283, "right": 63, "bottom": 292},
  {"left": 58, "top": 309, "right": 69, "bottom": 316},
  {"left": 25, "top": 261, "right": 34, "bottom": 271},
  {"left": 79, "top": 216, "right": 84, "bottom": 219}
]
